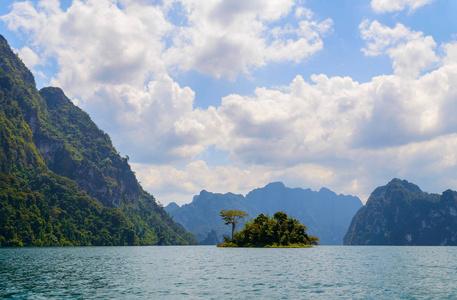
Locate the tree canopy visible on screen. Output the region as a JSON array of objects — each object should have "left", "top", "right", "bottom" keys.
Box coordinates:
[
  {"left": 0, "top": 34, "right": 197, "bottom": 247},
  {"left": 219, "top": 212, "right": 319, "bottom": 248},
  {"left": 220, "top": 209, "right": 249, "bottom": 240}
]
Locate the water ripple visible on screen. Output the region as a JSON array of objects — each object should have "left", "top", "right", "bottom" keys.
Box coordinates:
[{"left": 1, "top": 246, "right": 457, "bottom": 299}]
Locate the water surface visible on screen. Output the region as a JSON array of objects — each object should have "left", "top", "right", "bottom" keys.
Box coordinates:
[{"left": 1, "top": 246, "right": 457, "bottom": 299}]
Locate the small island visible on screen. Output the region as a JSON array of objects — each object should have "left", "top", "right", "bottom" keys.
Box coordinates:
[{"left": 218, "top": 211, "right": 319, "bottom": 248}]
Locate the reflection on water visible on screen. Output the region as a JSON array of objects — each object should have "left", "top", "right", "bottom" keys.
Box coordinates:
[{"left": 1, "top": 246, "right": 457, "bottom": 298}]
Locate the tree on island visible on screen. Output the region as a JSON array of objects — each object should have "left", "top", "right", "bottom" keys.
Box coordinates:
[
  {"left": 219, "top": 211, "right": 319, "bottom": 248},
  {"left": 220, "top": 209, "right": 249, "bottom": 240}
]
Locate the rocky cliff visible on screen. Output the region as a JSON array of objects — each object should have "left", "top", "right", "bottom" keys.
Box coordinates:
[
  {"left": 37, "top": 87, "right": 141, "bottom": 208},
  {"left": 344, "top": 178, "right": 457, "bottom": 245}
]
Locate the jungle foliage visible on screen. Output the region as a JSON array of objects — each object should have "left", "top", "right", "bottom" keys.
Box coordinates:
[
  {"left": 219, "top": 211, "right": 319, "bottom": 248},
  {"left": 220, "top": 209, "right": 249, "bottom": 240},
  {"left": 0, "top": 34, "right": 196, "bottom": 246}
]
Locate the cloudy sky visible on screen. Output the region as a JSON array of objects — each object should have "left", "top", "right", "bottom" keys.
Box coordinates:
[{"left": 1, "top": 0, "right": 457, "bottom": 205}]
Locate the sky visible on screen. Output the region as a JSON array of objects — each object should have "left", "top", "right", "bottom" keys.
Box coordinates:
[{"left": 1, "top": 0, "right": 457, "bottom": 205}]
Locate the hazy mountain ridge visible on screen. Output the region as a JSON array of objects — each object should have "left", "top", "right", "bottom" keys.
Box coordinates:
[
  {"left": 344, "top": 178, "right": 457, "bottom": 245},
  {"left": 166, "top": 182, "right": 363, "bottom": 245},
  {"left": 0, "top": 34, "right": 196, "bottom": 246}
]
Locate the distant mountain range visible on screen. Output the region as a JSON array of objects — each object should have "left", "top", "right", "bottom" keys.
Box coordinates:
[
  {"left": 0, "top": 34, "right": 196, "bottom": 246},
  {"left": 344, "top": 179, "right": 457, "bottom": 245},
  {"left": 165, "top": 182, "right": 363, "bottom": 245}
]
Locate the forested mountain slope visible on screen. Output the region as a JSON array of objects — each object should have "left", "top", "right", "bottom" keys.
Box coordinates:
[{"left": 0, "top": 34, "right": 196, "bottom": 246}]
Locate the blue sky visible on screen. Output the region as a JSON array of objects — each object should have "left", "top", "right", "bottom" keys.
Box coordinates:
[{"left": 2, "top": 0, "right": 457, "bottom": 205}]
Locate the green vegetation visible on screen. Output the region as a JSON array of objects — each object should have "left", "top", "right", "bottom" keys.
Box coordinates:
[
  {"left": 218, "top": 211, "right": 319, "bottom": 248},
  {"left": 37, "top": 87, "right": 196, "bottom": 245},
  {"left": 344, "top": 179, "right": 457, "bottom": 246},
  {"left": 0, "top": 172, "right": 139, "bottom": 246},
  {"left": 220, "top": 209, "right": 249, "bottom": 240},
  {"left": 0, "top": 34, "right": 196, "bottom": 246}
]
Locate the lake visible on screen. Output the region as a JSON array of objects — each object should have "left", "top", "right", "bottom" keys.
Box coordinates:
[{"left": 1, "top": 246, "right": 457, "bottom": 299}]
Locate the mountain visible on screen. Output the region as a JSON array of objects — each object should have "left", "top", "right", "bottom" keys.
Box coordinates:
[
  {"left": 0, "top": 34, "right": 196, "bottom": 246},
  {"left": 165, "top": 182, "right": 363, "bottom": 244},
  {"left": 166, "top": 191, "right": 249, "bottom": 243},
  {"left": 344, "top": 178, "right": 457, "bottom": 245}
]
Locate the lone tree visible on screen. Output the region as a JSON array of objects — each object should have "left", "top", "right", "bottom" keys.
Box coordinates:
[{"left": 220, "top": 209, "right": 249, "bottom": 240}]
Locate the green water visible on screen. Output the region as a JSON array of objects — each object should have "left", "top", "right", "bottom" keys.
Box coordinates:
[{"left": 1, "top": 246, "right": 457, "bottom": 299}]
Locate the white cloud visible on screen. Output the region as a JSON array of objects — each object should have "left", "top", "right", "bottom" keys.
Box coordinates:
[
  {"left": 209, "top": 75, "right": 367, "bottom": 164},
  {"left": 442, "top": 42, "right": 457, "bottom": 66},
  {"left": 153, "top": 44, "right": 457, "bottom": 202},
  {"left": 1, "top": 1, "right": 45, "bottom": 32},
  {"left": 0, "top": 0, "right": 333, "bottom": 158},
  {"left": 84, "top": 74, "right": 200, "bottom": 163},
  {"left": 131, "top": 160, "right": 336, "bottom": 205},
  {"left": 360, "top": 20, "right": 438, "bottom": 78},
  {"left": 4, "top": 0, "right": 331, "bottom": 83},
  {"left": 210, "top": 64, "right": 457, "bottom": 157},
  {"left": 2, "top": 0, "right": 170, "bottom": 97},
  {"left": 371, "top": 0, "right": 436, "bottom": 13},
  {"left": 295, "top": 6, "right": 313, "bottom": 19},
  {"left": 162, "top": 0, "right": 332, "bottom": 78},
  {"left": 16, "top": 46, "right": 41, "bottom": 67}
]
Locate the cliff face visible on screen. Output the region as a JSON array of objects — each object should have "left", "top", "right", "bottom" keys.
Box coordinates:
[
  {"left": 166, "top": 182, "right": 363, "bottom": 245},
  {"left": 344, "top": 179, "right": 457, "bottom": 245},
  {"left": 0, "top": 34, "right": 196, "bottom": 246},
  {"left": 36, "top": 87, "right": 141, "bottom": 208}
]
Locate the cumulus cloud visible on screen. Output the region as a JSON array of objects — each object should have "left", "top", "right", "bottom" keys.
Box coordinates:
[
  {"left": 1, "top": 0, "right": 333, "bottom": 158},
  {"left": 84, "top": 74, "right": 201, "bottom": 163},
  {"left": 371, "top": 0, "right": 436, "bottom": 13},
  {"left": 178, "top": 58, "right": 456, "bottom": 161},
  {"left": 16, "top": 46, "right": 42, "bottom": 68},
  {"left": 163, "top": 0, "right": 332, "bottom": 78},
  {"left": 2, "top": 0, "right": 332, "bottom": 84},
  {"left": 360, "top": 20, "right": 438, "bottom": 78},
  {"left": 211, "top": 75, "right": 367, "bottom": 164},
  {"left": 2, "top": 0, "right": 171, "bottom": 99},
  {"left": 148, "top": 42, "right": 457, "bottom": 202}
]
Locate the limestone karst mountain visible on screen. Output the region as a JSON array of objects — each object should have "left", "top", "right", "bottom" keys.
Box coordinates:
[
  {"left": 344, "top": 178, "right": 457, "bottom": 245},
  {"left": 0, "top": 34, "right": 196, "bottom": 246}
]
